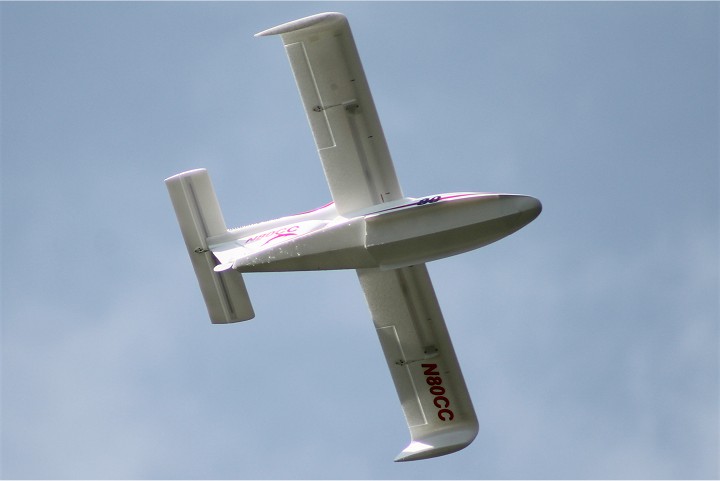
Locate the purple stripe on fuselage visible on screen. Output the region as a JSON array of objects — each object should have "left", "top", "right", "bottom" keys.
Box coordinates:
[{"left": 370, "top": 193, "right": 481, "bottom": 215}]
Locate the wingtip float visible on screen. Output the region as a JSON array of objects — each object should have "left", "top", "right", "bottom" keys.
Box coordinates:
[
  {"left": 254, "top": 11, "right": 345, "bottom": 37},
  {"left": 166, "top": 12, "right": 541, "bottom": 462}
]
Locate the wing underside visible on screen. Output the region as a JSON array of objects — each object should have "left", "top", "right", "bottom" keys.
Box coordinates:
[
  {"left": 357, "top": 264, "right": 478, "bottom": 461},
  {"left": 259, "top": 13, "right": 478, "bottom": 461},
  {"left": 257, "top": 12, "right": 403, "bottom": 215}
]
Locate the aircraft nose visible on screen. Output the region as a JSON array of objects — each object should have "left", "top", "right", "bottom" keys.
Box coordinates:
[
  {"left": 503, "top": 195, "right": 542, "bottom": 229},
  {"left": 517, "top": 195, "right": 542, "bottom": 220}
]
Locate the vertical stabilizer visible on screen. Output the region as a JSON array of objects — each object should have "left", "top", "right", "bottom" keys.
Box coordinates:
[{"left": 165, "top": 169, "right": 255, "bottom": 323}]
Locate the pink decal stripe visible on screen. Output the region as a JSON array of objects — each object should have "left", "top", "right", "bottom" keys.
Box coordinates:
[
  {"left": 293, "top": 201, "right": 335, "bottom": 216},
  {"left": 261, "top": 232, "right": 298, "bottom": 246}
]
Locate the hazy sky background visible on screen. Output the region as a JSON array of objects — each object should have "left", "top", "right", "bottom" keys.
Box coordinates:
[{"left": 2, "top": 2, "right": 718, "bottom": 479}]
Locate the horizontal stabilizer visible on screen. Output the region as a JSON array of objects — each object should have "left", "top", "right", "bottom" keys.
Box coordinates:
[{"left": 165, "top": 169, "right": 255, "bottom": 323}]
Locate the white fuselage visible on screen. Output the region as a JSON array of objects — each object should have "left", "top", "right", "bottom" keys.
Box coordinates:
[{"left": 210, "top": 192, "right": 541, "bottom": 273}]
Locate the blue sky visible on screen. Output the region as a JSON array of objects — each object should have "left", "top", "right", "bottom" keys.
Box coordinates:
[{"left": 2, "top": 2, "right": 718, "bottom": 479}]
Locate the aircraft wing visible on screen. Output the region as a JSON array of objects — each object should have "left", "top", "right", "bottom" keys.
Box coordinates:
[
  {"left": 357, "top": 264, "right": 479, "bottom": 461},
  {"left": 256, "top": 12, "right": 404, "bottom": 215}
]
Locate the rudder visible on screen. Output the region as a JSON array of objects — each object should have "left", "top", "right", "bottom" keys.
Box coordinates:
[{"left": 165, "top": 169, "right": 255, "bottom": 323}]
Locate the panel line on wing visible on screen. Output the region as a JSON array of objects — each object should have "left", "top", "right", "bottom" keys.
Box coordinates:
[
  {"left": 285, "top": 41, "right": 336, "bottom": 150},
  {"left": 343, "top": 102, "right": 381, "bottom": 206},
  {"left": 376, "top": 325, "right": 428, "bottom": 428},
  {"left": 394, "top": 267, "right": 438, "bottom": 359}
]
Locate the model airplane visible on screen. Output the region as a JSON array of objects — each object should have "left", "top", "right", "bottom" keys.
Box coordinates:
[{"left": 166, "top": 12, "right": 541, "bottom": 462}]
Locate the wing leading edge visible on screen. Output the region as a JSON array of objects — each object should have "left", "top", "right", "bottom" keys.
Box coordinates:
[
  {"left": 357, "top": 264, "right": 478, "bottom": 461},
  {"left": 257, "top": 12, "right": 403, "bottom": 215}
]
